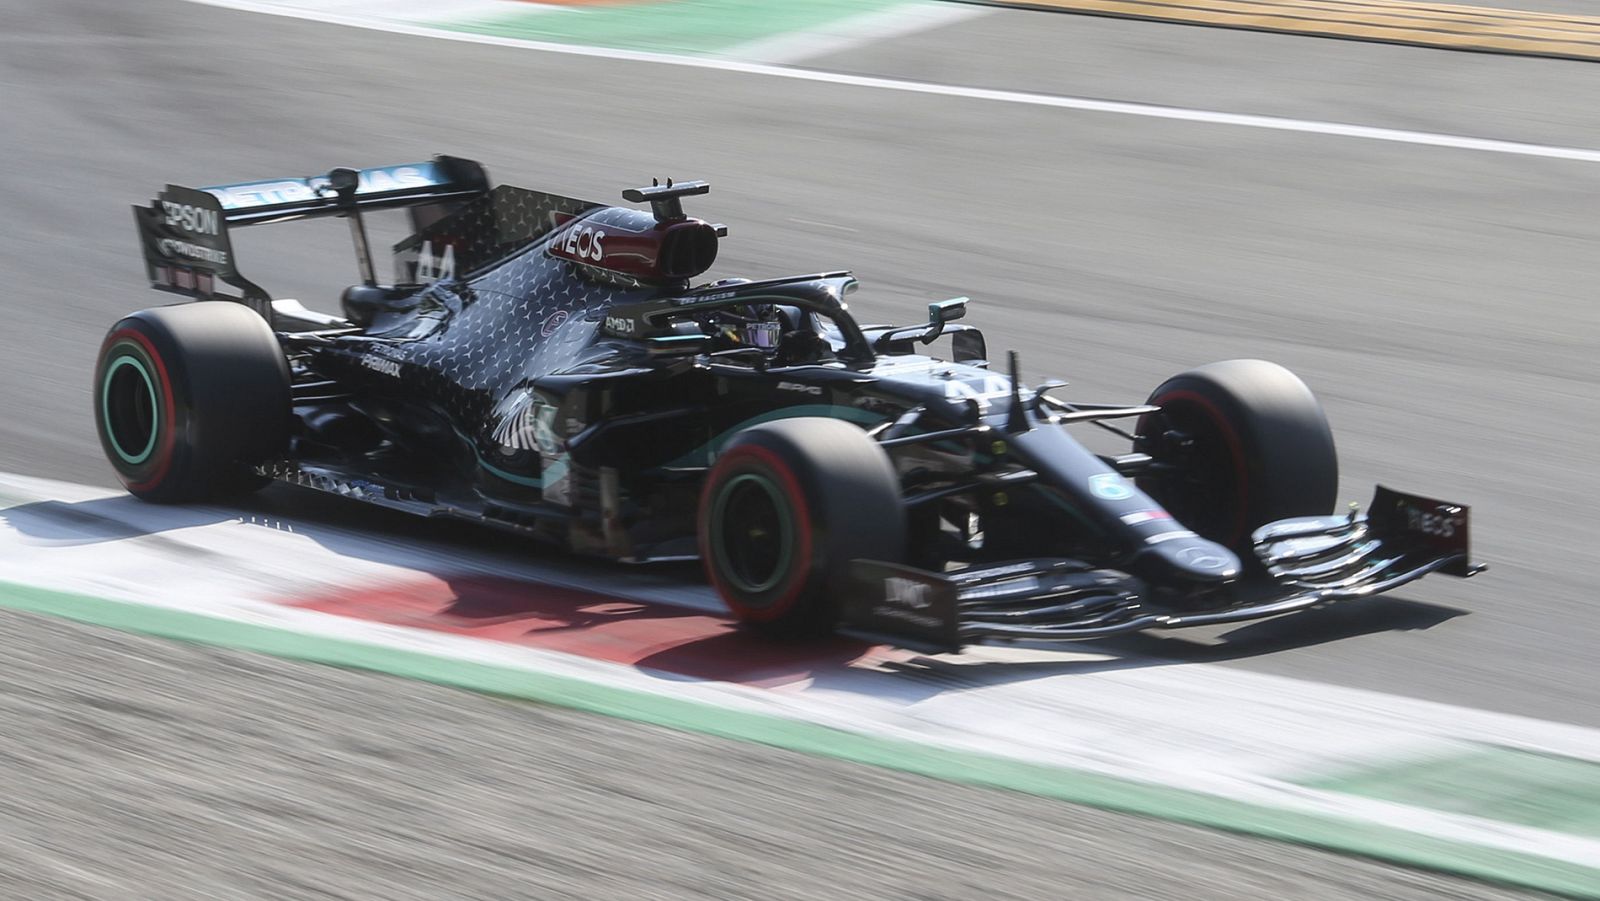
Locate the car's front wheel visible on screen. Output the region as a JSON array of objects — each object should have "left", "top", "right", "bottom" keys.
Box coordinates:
[
  {"left": 1135, "top": 359, "right": 1338, "bottom": 551},
  {"left": 698, "top": 417, "right": 905, "bottom": 638}
]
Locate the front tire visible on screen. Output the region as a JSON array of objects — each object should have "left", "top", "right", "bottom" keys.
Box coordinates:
[
  {"left": 94, "top": 302, "right": 291, "bottom": 503},
  {"left": 698, "top": 418, "right": 905, "bottom": 638},
  {"left": 1136, "top": 359, "right": 1338, "bottom": 551}
]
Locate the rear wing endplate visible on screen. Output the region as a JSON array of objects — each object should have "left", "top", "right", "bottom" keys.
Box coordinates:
[{"left": 131, "top": 156, "right": 488, "bottom": 317}]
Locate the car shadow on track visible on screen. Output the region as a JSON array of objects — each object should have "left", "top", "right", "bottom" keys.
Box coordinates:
[
  {"left": 1, "top": 495, "right": 237, "bottom": 543},
  {"left": 853, "top": 595, "right": 1468, "bottom": 702},
  {"left": 1098, "top": 596, "right": 1467, "bottom": 663}
]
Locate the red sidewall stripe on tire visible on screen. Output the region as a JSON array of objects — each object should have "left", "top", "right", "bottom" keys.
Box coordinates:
[
  {"left": 700, "top": 443, "right": 815, "bottom": 623},
  {"left": 104, "top": 328, "right": 178, "bottom": 494},
  {"left": 1154, "top": 388, "right": 1250, "bottom": 546}
]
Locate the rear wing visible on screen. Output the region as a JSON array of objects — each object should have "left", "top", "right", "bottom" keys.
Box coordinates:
[{"left": 131, "top": 156, "right": 489, "bottom": 318}]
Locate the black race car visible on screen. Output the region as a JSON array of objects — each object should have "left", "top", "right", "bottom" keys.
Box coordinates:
[{"left": 99, "top": 157, "right": 1482, "bottom": 653}]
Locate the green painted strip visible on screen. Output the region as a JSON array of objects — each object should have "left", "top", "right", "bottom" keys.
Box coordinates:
[
  {"left": 443, "top": 0, "right": 909, "bottom": 56},
  {"left": 1308, "top": 745, "right": 1600, "bottom": 839},
  {"left": 1, "top": 579, "right": 1597, "bottom": 899}
]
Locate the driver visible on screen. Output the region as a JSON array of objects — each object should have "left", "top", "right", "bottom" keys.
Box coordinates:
[
  {"left": 711, "top": 302, "right": 833, "bottom": 365},
  {"left": 713, "top": 302, "right": 785, "bottom": 351}
]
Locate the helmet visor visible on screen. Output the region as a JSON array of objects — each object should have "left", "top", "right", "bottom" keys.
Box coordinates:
[{"left": 744, "top": 320, "right": 783, "bottom": 349}]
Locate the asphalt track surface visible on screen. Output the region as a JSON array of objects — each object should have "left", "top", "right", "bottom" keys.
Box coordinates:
[
  {"left": 0, "top": 0, "right": 1595, "bottom": 896},
  {"left": 0, "top": 606, "right": 1547, "bottom": 901}
]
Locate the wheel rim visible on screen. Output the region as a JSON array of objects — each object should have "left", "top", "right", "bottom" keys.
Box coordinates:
[
  {"left": 101, "top": 353, "right": 160, "bottom": 466},
  {"left": 1138, "top": 399, "right": 1245, "bottom": 545},
  {"left": 711, "top": 472, "right": 795, "bottom": 595}
]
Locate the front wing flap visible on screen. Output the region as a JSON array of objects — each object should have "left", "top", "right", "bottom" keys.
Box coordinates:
[
  {"left": 838, "top": 558, "right": 1150, "bottom": 654},
  {"left": 1252, "top": 484, "right": 1484, "bottom": 592},
  {"left": 838, "top": 561, "right": 963, "bottom": 654}
]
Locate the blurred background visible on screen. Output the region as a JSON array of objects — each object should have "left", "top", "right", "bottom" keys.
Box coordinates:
[{"left": 1, "top": 0, "right": 1597, "bottom": 897}]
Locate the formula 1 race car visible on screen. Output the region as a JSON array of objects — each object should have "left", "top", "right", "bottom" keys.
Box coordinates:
[{"left": 99, "top": 157, "right": 1483, "bottom": 653}]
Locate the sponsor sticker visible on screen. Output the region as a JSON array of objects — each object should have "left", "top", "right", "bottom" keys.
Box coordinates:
[
  {"left": 1089, "top": 473, "right": 1134, "bottom": 501},
  {"left": 551, "top": 224, "right": 607, "bottom": 262},
  {"left": 205, "top": 165, "right": 438, "bottom": 210},
  {"left": 360, "top": 355, "right": 401, "bottom": 378},
  {"left": 157, "top": 239, "right": 228, "bottom": 266},
  {"left": 413, "top": 240, "right": 456, "bottom": 284},
  {"left": 958, "top": 562, "right": 1036, "bottom": 580},
  {"left": 541, "top": 310, "right": 571, "bottom": 338},
  {"left": 207, "top": 180, "right": 316, "bottom": 210},
  {"left": 1176, "top": 546, "right": 1232, "bottom": 571},
  {"left": 870, "top": 576, "right": 945, "bottom": 630},
  {"left": 1403, "top": 503, "right": 1464, "bottom": 538},
  {"left": 885, "top": 577, "right": 932, "bottom": 610},
  {"left": 944, "top": 373, "right": 1025, "bottom": 407},
  {"left": 491, "top": 389, "right": 559, "bottom": 455},
  {"left": 162, "top": 201, "right": 219, "bottom": 236},
  {"left": 957, "top": 576, "right": 1041, "bottom": 601}
]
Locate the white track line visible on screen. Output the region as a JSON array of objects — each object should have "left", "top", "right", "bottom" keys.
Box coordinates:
[
  {"left": 251, "top": 0, "right": 530, "bottom": 21},
  {"left": 186, "top": 0, "right": 1600, "bottom": 164},
  {"left": 720, "top": 3, "right": 992, "bottom": 65}
]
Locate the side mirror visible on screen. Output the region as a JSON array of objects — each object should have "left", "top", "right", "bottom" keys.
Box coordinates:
[
  {"left": 952, "top": 328, "right": 987, "bottom": 364},
  {"left": 921, "top": 297, "right": 969, "bottom": 344}
]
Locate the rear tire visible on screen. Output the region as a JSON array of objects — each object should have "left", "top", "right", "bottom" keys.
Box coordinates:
[
  {"left": 94, "top": 302, "right": 291, "bottom": 503},
  {"left": 699, "top": 418, "right": 906, "bottom": 638},
  {"left": 1135, "top": 359, "right": 1337, "bottom": 551}
]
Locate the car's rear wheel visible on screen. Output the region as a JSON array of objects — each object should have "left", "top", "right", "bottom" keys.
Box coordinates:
[
  {"left": 94, "top": 302, "right": 291, "bottom": 503},
  {"left": 1135, "top": 359, "right": 1338, "bottom": 551},
  {"left": 699, "top": 418, "right": 906, "bottom": 637}
]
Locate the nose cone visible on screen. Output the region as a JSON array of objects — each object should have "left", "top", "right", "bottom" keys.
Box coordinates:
[{"left": 1141, "top": 535, "right": 1242, "bottom": 584}]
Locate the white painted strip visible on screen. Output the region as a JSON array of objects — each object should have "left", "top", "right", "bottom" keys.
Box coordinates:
[
  {"left": 719, "top": 3, "right": 992, "bottom": 65},
  {"left": 0, "top": 473, "right": 715, "bottom": 612},
  {"left": 251, "top": 0, "right": 525, "bottom": 19},
  {"left": 4, "top": 471, "right": 1600, "bottom": 870},
  {"left": 388, "top": 0, "right": 532, "bottom": 24},
  {"left": 182, "top": 0, "right": 1600, "bottom": 164}
]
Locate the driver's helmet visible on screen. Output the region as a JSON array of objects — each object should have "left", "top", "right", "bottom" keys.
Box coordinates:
[
  {"left": 738, "top": 303, "right": 783, "bottom": 349},
  {"left": 703, "top": 279, "right": 785, "bottom": 349}
]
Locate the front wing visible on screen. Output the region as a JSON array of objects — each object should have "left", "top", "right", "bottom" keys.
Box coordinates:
[{"left": 838, "top": 486, "right": 1484, "bottom": 654}]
